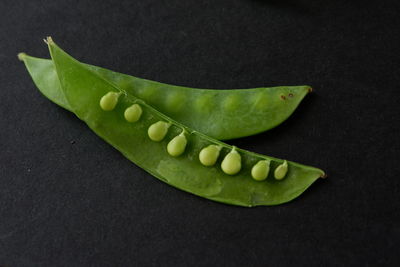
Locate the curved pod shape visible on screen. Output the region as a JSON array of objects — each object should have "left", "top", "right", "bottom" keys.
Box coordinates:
[
  {"left": 39, "top": 38, "right": 325, "bottom": 207},
  {"left": 18, "top": 54, "right": 311, "bottom": 140}
]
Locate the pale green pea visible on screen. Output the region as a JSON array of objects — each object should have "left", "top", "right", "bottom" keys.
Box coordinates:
[
  {"left": 199, "top": 145, "right": 222, "bottom": 166},
  {"left": 148, "top": 121, "right": 171, "bottom": 141},
  {"left": 221, "top": 148, "right": 241, "bottom": 175},
  {"left": 167, "top": 132, "right": 187, "bottom": 157},
  {"left": 251, "top": 160, "right": 270, "bottom": 181},
  {"left": 124, "top": 104, "right": 142, "bottom": 122},
  {"left": 274, "top": 160, "right": 288, "bottom": 180},
  {"left": 100, "top": 91, "right": 121, "bottom": 111}
]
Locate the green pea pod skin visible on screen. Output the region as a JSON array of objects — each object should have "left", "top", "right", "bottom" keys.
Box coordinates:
[
  {"left": 18, "top": 54, "right": 310, "bottom": 140},
  {"left": 18, "top": 53, "right": 71, "bottom": 111},
  {"left": 40, "top": 38, "right": 324, "bottom": 207}
]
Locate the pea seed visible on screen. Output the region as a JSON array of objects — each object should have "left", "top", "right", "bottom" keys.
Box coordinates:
[
  {"left": 221, "top": 148, "right": 241, "bottom": 175},
  {"left": 199, "top": 145, "right": 222, "bottom": 166},
  {"left": 124, "top": 104, "right": 142, "bottom": 122},
  {"left": 251, "top": 160, "right": 270, "bottom": 181},
  {"left": 167, "top": 132, "right": 187, "bottom": 157},
  {"left": 99, "top": 91, "right": 121, "bottom": 111},
  {"left": 274, "top": 160, "right": 288, "bottom": 180},
  {"left": 148, "top": 121, "right": 171, "bottom": 141}
]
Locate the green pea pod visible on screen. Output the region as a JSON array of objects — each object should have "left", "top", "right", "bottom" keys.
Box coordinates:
[
  {"left": 18, "top": 54, "right": 311, "bottom": 140},
  {"left": 18, "top": 53, "right": 71, "bottom": 110},
  {"left": 22, "top": 37, "right": 325, "bottom": 207}
]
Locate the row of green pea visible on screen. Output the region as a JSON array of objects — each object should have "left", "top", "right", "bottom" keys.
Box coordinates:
[{"left": 100, "top": 91, "right": 288, "bottom": 181}]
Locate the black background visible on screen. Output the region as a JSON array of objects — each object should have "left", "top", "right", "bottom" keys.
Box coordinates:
[{"left": 1, "top": 0, "right": 399, "bottom": 266}]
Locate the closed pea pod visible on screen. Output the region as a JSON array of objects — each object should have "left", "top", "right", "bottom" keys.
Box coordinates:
[
  {"left": 167, "top": 131, "right": 187, "bottom": 157},
  {"left": 19, "top": 53, "right": 312, "bottom": 140},
  {"left": 223, "top": 94, "right": 240, "bottom": 112},
  {"left": 148, "top": 121, "right": 171, "bottom": 141},
  {"left": 124, "top": 104, "right": 142, "bottom": 122},
  {"left": 221, "top": 147, "right": 241, "bottom": 175},
  {"left": 199, "top": 145, "right": 222, "bottom": 166},
  {"left": 165, "top": 91, "right": 185, "bottom": 114},
  {"left": 274, "top": 160, "right": 288, "bottom": 180},
  {"left": 100, "top": 91, "right": 121, "bottom": 111},
  {"left": 251, "top": 160, "right": 270, "bottom": 181}
]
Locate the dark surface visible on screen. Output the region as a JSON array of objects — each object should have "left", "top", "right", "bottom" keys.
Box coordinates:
[{"left": 1, "top": 0, "right": 399, "bottom": 266}]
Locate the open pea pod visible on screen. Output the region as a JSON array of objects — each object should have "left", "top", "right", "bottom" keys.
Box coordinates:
[
  {"left": 18, "top": 54, "right": 311, "bottom": 140},
  {"left": 27, "top": 37, "right": 325, "bottom": 207}
]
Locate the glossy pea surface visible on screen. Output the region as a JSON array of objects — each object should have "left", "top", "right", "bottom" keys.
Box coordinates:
[
  {"left": 19, "top": 54, "right": 311, "bottom": 140},
  {"left": 27, "top": 39, "right": 325, "bottom": 207}
]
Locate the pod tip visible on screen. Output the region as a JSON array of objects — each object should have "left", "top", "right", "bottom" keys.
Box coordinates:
[
  {"left": 17, "top": 52, "right": 27, "bottom": 61},
  {"left": 44, "top": 36, "right": 54, "bottom": 45}
]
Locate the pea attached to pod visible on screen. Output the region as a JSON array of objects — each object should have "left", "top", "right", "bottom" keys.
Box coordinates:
[
  {"left": 100, "top": 91, "right": 121, "bottom": 111},
  {"left": 199, "top": 145, "right": 222, "bottom": 166},
  {"left": 167, "top": 131, "right": 187, "bottom": 157},
  {"left": 251, "top": 160, "right": 270, "bottom": 181},
  {"left": 30, "top": 38, "right": 327, "bottom": 207},
  {"left": 148, "top": 121, "right": 171, "bottom": 141},
  {"left": 274, "top": 160, "right": 288, "bottom": 180},
  {"left": 221, "top": 147, "right": 241, "bottom": 175},
  {"left": 124, "top": 104, "right": 142, "bottom": 122}
]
